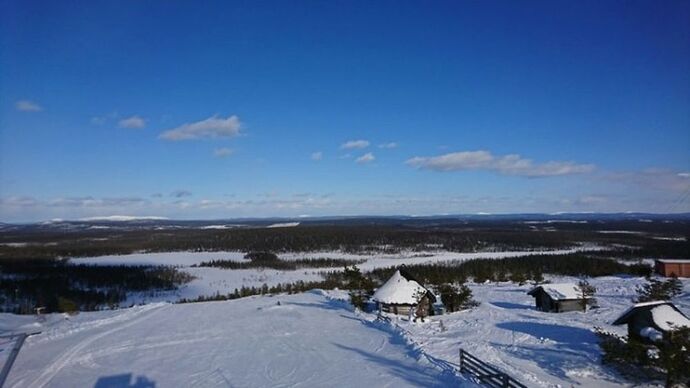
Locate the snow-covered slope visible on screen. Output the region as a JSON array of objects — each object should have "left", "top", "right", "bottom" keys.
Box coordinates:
[
  {"left": 399, "top": 276, "right": 690, "bottom": 387},
  {"left": 3, "top": 291, "right": 464, "bottom": 388}
]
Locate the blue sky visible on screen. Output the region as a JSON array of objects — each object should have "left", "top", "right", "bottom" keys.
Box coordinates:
[{"left": 1, "top": 1, "right": 689, "bottom": 221}]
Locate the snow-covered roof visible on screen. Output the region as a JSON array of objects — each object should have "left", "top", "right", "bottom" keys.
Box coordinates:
[
  {"left": 650, "top": 304, "right": 690, "bottom": 331},
  {"left": 612, "top": 301, "right": 690, "bottom": 331},
  {"left": 528, "top": 283, "right": 585, "bottom": 301},
  {"left": 656, "top": 259, "right": 690, "bottom": 264},
  {"left": 372, "top": 269, "right": 430, "bottom": 305}
]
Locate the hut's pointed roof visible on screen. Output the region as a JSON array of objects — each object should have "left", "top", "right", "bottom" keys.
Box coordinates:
[{"left": 372, "top": 269, "right": 432, "bottom": 305}]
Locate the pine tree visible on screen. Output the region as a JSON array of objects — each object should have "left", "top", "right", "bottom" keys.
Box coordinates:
[
  {"left": 637, "top": 277, "right": 683, "bottom": 303},
  {"left": 438, "top": 283, "right": 479, "bottom": 313},
  {"left": 577, "top": 279, "right": 596, "bottom": 312}
]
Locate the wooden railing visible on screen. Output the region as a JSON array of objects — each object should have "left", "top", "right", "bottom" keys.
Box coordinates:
[{"left": 459, "top": 348, "right": 527, "bottom": 388}]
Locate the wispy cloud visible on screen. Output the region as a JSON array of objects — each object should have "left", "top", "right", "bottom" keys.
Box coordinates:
[
  {"left": 406, "top": 150, "right": 595, "bottom": 177},
  {"left": 171, "top": 190, "right": 193, "bottom": 198},
  {"left": 118, "top": 115, "right": 146, "bottom": 129},
  {"left": 214, "top": 148, "right": 233, "bottom": 158},
  {"left": 3, "top": 190, "right": 689, "bottom": 223},
  {"left": 15, "top": 100, "right": 42, "bottom": 112},
  {"left": 159, "top": 115, "right": 241, "bottom": 141},
  {"left": 356, "top": 152, "right": 375, "bottom": 164},
  {"left": 311, "top": 151, "right": 323, "bottom": 161},
  {"left": 44, "top": 196, "right": 148, "bottom": 208},
  {"left": 341, "top": 140, "right": 369, "bottom": 149},
  {"left": 604, "top": 168, "right": 690, "bottom": 193},
  {"left": 378, "top": 142, "right": 398, "bottom": 149}
]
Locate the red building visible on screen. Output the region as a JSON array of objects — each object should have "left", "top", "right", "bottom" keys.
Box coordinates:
[{"left": 654, "top": 259, "right": 690, "bottom": 277}]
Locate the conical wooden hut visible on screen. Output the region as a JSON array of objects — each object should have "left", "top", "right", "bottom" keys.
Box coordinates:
[{"left": 372, "top": 267, "right": 436, "bottom": 316}]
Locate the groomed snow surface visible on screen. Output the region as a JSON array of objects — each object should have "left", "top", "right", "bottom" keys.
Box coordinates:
[{"left": 4, "top": 291, "right": 463, "bottom": 388}]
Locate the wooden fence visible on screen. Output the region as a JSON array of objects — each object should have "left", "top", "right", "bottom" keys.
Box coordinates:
[{"left": 459, "top": 348, "right": 527, "bottom": 388}]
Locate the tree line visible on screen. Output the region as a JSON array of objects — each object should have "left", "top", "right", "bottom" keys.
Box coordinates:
[
  {"left": 193, "top": 251, "right": 365, "bottom": 270},
  {"left": 0, "top": 258, "right": 194, "bottom": 314}
]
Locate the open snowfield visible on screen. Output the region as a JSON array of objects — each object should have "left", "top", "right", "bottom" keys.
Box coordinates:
[
  {"left": 3, "top": 291, "right": 464, "bottom": 388},
  {"left": 71, "top": 247, "right": 602, "bottom": 304},
  {"left": 2, "top": 276, "right": 688, "bottom": 387}
]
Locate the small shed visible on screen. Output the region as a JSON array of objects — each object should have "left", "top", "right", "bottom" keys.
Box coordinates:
[
  {"left": 372, "top": 268, "right": 436, "bottom": 316},
  {"left": 612, "top": 301, "right": 690, "bottom": 343},
  {"left": 654, "top": 259, "right": 690, "bottom": 278},
  {"left": 527, "top": 283, "right": 587, "bottom": 313}
]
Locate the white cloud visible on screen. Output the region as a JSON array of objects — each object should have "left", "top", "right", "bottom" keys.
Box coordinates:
[
  {"left": 15, "top": 100, "right": 42, "bottom": 112},
  {"left": 341, "top": 140, "right": 370, "bottom": 149},
  {"left": 159, "top": 115, "right": 241, "bottom": 141},
  {"left": 378, "top": 142, "right": 398, "bottom": 149},
  {"left": 214, "top": 148, "right": 234, "bottom": 158},
  {"left": 311, "top": 151, "right": 323, "bottom": 161},
  {"left": 406, "top": 150, "right": 595, "bottom": 177},
  {"left": 118, "top": 115, "right": 146, "bottom": 129},
  {"left": 356, "top": 152, "right": 375, "bottom": 164}
]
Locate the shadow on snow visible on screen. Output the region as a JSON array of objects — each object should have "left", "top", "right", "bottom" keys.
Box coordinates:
[{"left": 94, "top": 373, "right": 155, "bottom": 388}]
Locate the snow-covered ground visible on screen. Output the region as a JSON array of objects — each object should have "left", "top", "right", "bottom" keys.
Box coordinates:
[
  {"left": 2, "top": 276, "right": 689, "bottom": 387},
  {"left": 2, "top": 291, "right": 465, "bottom": 388},
  {"left": 378, "top": 276, "right": 690, "bottom": 388},
  {"left": 71, "top": 247, "right": 602, "bottom": 304}
]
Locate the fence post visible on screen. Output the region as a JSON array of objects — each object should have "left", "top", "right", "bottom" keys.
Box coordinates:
[
  {"left": 459, "top": 349, "right": 464, "bottom": 372},
  {"left": 502, "top": 372, "right": 509, "bottom": 388}
]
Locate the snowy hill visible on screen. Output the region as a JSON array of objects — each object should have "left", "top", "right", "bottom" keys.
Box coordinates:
[
  {"left": 3, "top": 276, "right": 689, "bottom": 387},
  {"left": 3, "top": 291, "right": 463, "bottom": 387}
]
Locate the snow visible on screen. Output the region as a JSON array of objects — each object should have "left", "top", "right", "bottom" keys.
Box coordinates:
[
  {"left": 78, "top": 216, "right": 169, "bottom": 221},
  {"left": 0, "top": 243, "right": 29, "bottom": 247},
  {"left": 266, "top": 222, "right": 300, "bottom": 228},
  {"left": 656, "top": 259, "right": 690, "bottom": 264},
  {"left": 529, "top": 283, "right": 584, "bottom": 300},
  {"left": 72, "top": 251, "right": 248, "bottom": 267},
  {"left": 639, "top": 327, "right": 663, "bottom": 342},
  {"left": 652, "top": 236, "right": 687, "bottom": 242},
  {"left": 650, "top": 304, "right": 690, "bottom": 331},
  {"left": 199, "top": 225, "right": 237, "bottom": 229},
  {"left": 69, "top": 247, "right": 607, "bottom": 305},
  {"left": 597, "top": 230, "right": 646, "bottom": 235},
  {"left": 392, "top": 276, "right": 690, "bottom": 387},
  {"left": 2, "top": 292, "right": 464, "bottom": 388},
  {"left": 2, "top": 275, "right": 689, "bottom": 387},
  {"left": 372, "top": 270, "right": 427, "bottom": 305}
]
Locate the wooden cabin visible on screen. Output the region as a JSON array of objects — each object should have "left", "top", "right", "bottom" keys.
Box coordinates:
[
  {"left": 612, "top": 301, "right": 690, "bottom": 343},
  {"left": 654, "top": 259, "right": 690, "bottom": 278},
  {"left": 527, "top": 283, "right": 587, "bottom": 313},
  {"left": 372, "top": 268, "right": 436, "bottom": 316}
]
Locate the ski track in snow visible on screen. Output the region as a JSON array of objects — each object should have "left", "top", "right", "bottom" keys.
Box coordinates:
[
  {"left": 5, "top": 292, "right": 467, "bottom": 388},
  {"left": 25, "top": 303, "right": 169, "bottom": 387}
]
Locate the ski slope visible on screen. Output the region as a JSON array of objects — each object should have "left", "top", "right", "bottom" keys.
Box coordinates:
[{"left": 3, "top": 291, "right": 465, "bottom": 388}]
